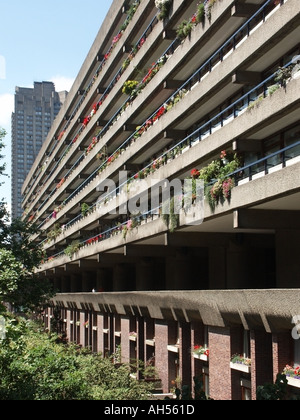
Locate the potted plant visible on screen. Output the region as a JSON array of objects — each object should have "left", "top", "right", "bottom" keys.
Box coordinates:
[
  {"left": 155, "top": 0, "right": 172, "bottom": 20},
  {"left": 230, "top": 355, "right": 251, "bottom": 373}
]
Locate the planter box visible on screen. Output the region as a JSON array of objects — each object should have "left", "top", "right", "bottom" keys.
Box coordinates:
[
  {"left": 230, "top": 362, "right": 251, "bottom": 374},
  {"left": 286, "top": 376, "right": 300, "bottom": 389},
  {"left": 194, "top": 354, "right": 208, "bottom": 361},
  {"left": 167, "top": 345, "right": 179, "bottom": 353},
  {"left": 193, "top": 353, "right": 208, "bottom": 362}
]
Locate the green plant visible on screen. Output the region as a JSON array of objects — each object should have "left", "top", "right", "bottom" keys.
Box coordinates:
[
  {"left": 122, "top": 80, "right": 139, "bottom": 96},
  {"left": 256, "top": 374, "right": 288, "bottom": 401},
  {"left": 196, "top": 3, "right": 205, "bottom": 23},
  {"left": 47, "top": 223, "right": 62, "bottom": 242},
  {"left": 155, "top": 0, "right": 172, "bottom": 20},
  {"left": 162, "top": 196, "right": 181, "bottom": 233},
  {"left": 64, "top": 240, "right": 81, "bottom": 260},
  {"left": 81, "top": 203, "right": 90, "bottom": 217},
  {"left": 176, "top": 20, "right": 193, "bottom": 40}
]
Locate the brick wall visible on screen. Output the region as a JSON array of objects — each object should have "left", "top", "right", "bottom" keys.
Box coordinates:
[
  {"left": 155, "top": 320, "right": 169, "bottom": 393},
  {"left": 250, "top": 330, "right": 273, "bottom": 400},
  {"left": 209, "top": 326, "right": 232, "bottom": 400}
]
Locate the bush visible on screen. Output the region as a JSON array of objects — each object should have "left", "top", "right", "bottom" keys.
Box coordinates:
[{"left": 0, "top": 317, "right": 154, "bottom": 400}]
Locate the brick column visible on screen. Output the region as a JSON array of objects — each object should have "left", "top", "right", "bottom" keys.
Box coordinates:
[
  {"left": 272, "top": 332, "right": 292, "bottom": 382},
  {"left": 121, "top": 317, "right": 130, "bottom": 364},
  {"left": 155, "top": 320, "right": 169, "bottom": 393},
  {"left": 209, "top": 326, "right": 232, "bottom": 400},
  {"left": 179, "top": 322, "right": 192, "bottom": 391},
  {"left": 250, "top": 330, "right": 273, "bottom": 400}
]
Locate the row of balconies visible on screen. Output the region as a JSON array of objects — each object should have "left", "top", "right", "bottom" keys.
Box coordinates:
[
  {"left": 31, "top": 0, "right": 296, "bottom": 243},
  {"left": 38, "top": 69, "right": 300, "bottom": 269},
  {"left": 23, "top": 0, "right": 275, "bottom": 216}
]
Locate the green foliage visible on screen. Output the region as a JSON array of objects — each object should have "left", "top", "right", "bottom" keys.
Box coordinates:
[
  {"left": 122, "top": 80, "right": 139, "bottom": 96},
  {"left": 0, "top": 128, "right": 7, "bottom": 182},
  {"left": 81, "top": 203, "right": 90, "bottom": 217},
  {"left": 196, "top": 3, "right": 205, "bottom": 24},
  {"left": 0, "top": 317, "right": 154, "bottom": 400},
  {"left": 176, "top": 20, "right": 193, "bottom": 40},
  {"left": 64, "top": 240, "right": 81, "bottom": 260},
  {"left": 162, "top": 196, "right": 180, "bottom": 233},
  {"left": 256, "top": 374, "right": 289, "bottom": 401}
]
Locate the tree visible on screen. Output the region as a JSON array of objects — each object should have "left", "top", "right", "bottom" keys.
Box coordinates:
[
  {"left": 0, "top": 128, "right": 53, "bottom": 312},
  {"left": 0, "top": 318, "right": 155, "bottom": 400}
]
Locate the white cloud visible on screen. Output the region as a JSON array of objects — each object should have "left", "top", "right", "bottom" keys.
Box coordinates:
[
  {"left": 0, "top": 93, "right": 14, "bottom": 128},
  {"left": 50, "top": 75, "right": 75, "bottom": 92}
]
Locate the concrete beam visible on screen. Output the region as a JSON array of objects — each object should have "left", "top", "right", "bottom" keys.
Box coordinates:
[
  {"left": 122, "top": 44, "right": 132, "bottom": 54},
  {"left": 232, "top": 138, "right": 262, "bottom": 152},
  {"left": 124, "top": 245, "right": 176, "bottom": 258},
  {"left": 231, "top": 3, "right": 259, "bottom": 18},
  {"left": 163, "top": 30, "right": 177, "bottom": 40},
  {"left": 97, "top": 87, "right": 106, "bottom": 95},
  {"left": 163, "top": 80, "right": 184, "bottom": 90},
  {"left": 234, "top": 209, "right": 300, "bottom": 230},
  {"left": 232, "top": 71, "right": 262, "bottom": 85},
  {"left": 164, "top": 129, "right": 185, "bottom": 141}
]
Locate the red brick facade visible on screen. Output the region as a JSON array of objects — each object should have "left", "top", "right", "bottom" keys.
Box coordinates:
[{"left": 44, "top": 307, "right": 300, "bottom": 400}]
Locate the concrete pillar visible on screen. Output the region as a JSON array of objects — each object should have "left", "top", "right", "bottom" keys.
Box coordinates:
[
  {"left": 276, "top": 230, "right": 300, "bottom": 288},
  {"left": 61, "top": 276, "right": 70, "bottom": 292},
  {"left": 165, "top": 255, "right": 193, "bottom": 290},
  {"left": 113, "top": 264, "right": 135, "bottom": 291},
  {"left": 136, "top": 259, "right": 153, "bottom": 291},
  {"left": 209, "top": 246, "right": 227, "bottom": 289},
  {"left": 82, "top": 271, "right": 96, "bottom": 292},
  {"left": 209, "top": 326, "right": 232, "bottom": 400},
  {"left": 70, "top": 274, "right": 81, "bottom": 292},
  {"left": 96, "top": 268, "right": 110, "bottom": 292}
]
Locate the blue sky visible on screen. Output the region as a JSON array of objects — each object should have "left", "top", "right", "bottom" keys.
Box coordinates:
[{"left": 0, "top": 0, "right": 113, "bottom": 209}]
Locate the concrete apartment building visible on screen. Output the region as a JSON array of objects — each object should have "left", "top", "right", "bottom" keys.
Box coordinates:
[
  {"left": 22, "top": 0, "right": 300, "bottom": 400},
  {"left": 11, "top": 81, "right": 67, "bottom": 219}
]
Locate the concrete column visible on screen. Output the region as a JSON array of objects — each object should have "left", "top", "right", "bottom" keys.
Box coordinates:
[
  {"left": 209, "top": 326, "right": 232, "bottom": 401},
  {"left": 96, "top": 268, "right": 109, "bottom": 292},
  {"left": 70, "top": 274, "right": 81, "bottom": 292},
  {"left": 61, "top": 276, "right": 70, "bottom": 292},
  {"left": 155, "top": 321, "right": 169, "bottom": 393},
  {"left": 113, "top": 264, "right": 135, "bottom": 291},
  {"left": 136, "top": 259, "right": 153, "bottom": 291},
  {"left": 82, "top": 271, "right": 95, "bottom": 292},
  {"left": 209, "top": 246, "right": 227, "bottom": 289},
  {"left": 276, "top": 230, "right": 300, "bottom": 288},
  {"left": 165, "top": 255, "right": 193, "bottom": 290}
]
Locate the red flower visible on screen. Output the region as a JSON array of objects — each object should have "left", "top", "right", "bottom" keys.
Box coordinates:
[{"left": 191, "top": 169, "right": 200, "bottom": 179}]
